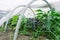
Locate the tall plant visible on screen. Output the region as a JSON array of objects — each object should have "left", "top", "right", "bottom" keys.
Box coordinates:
[{"left": 36, "top": 8, "right": 60, "bottom": 40}]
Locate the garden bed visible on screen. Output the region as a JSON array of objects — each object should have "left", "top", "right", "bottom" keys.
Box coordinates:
[
  {"left": 0, "top": 30, "right": 48, "bottom": 40},
  {"left": 0, "top": 30, "right": 13, "bottom": 40},
  {"left": 0, "top": 8, "right": 60, "bottom": 40}
]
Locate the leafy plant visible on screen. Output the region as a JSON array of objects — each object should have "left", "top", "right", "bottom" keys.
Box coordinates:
[
  {"left": 9, "top": 8, "right": 60, "bottom": 40},
  {"left": 10, "top": 15, "right": 19, "bottom": 26},
  {"left": 35, "top": 9, "right": 60, "bottom": 40},
  {"left": 0, "top": 27, "right": 4, "bottom": 32}
]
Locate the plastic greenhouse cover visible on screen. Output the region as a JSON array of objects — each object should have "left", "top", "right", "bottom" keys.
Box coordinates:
[
  {"left": 0, "top": 0, "right": 60, "bottom": 10},
  {"left": 0, "top": 0, "right": 60, "bottom": 27}
]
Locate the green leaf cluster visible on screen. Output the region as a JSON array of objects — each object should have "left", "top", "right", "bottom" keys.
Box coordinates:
[{"left": 9, "top": 8, "right": 60, "bottom": 40}]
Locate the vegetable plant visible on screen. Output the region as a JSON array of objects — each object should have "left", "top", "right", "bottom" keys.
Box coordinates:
[{"left": 8, "top": 8, "right": 60, "bottom": 40}]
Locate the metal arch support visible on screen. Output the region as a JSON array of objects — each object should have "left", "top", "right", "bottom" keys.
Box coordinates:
[
  {"left": 2, "top": 0, "right": 54, "bottom": 40},
  {"left": 4, "top": 5, "right": 36, "bottom": 31},
  {"left": 4, "top": 5, "right": 26, "bottom": 30},
  {"left": 13, "top": 0, "right": 53, "bottom": 40},
  {"left": 43, "top": 0, "right": 53, "bottom": 10},
  {"left": 0, "top": 0, "right": 53, "bottom": 28},
  {"left": 13, "top": 0, "right": 37, "bottom": 40}
]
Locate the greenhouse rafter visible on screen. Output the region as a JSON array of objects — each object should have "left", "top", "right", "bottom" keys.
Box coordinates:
[{"left": 0, "top": 0, "right": 59, "bottom": 40}]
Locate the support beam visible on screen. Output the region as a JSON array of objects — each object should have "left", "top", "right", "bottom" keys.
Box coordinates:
[{"left": 13, "top": 0, "right": 37, "bottom": 40}]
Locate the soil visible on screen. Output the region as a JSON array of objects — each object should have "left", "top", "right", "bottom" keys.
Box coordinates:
[
  {"left": 0, "top": 31, "right": 13, "bottom": 40},
  {"left": 0, "top": 30, "right": 47, "bottom": 40}
]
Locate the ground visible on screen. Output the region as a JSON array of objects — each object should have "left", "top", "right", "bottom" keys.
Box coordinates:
[
  {"left": 0, "top": 30, "right": 47, "bottom": 40},
  {"left": 0, "top": 30, "right": 13, "bottom": 40}
]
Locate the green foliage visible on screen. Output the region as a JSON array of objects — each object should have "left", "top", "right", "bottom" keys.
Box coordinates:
[
  {"left": 8, "top": 15, "right": 19, "bottom": 30},
  {"left": 35, "top": 9, "right": 60, "bottom": 40},
  {"left": 0, "top": 27, "right": 4, "bottom": 32},
  {"left": 10, "top": 15, "right": 19, "bottom": 26},
  {"left": 9, "top": 8, "right": 60, "bottom": 40}
]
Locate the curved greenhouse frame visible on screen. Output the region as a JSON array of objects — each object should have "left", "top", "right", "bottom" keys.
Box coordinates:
[{"left": 0, "top": 0, "right": 60, "bottom": 40}]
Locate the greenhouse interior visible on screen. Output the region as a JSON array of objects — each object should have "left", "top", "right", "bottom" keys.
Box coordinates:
[{"left": 0, "top": 0, "right": 60, "bottom": 40}]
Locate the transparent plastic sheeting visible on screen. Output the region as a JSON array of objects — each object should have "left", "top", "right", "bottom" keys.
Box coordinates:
[
  {"left": 0, "top": 0, "right": 60, "bottom": 10},
  {"left": 0, "top": 0, "right": 60, "bottom": 40},
  {"left": 0, "top": 0, "right": 45, "bottom": 27},
  {"left": 0, "top": 0, "right": 60, "bottom": 26}
]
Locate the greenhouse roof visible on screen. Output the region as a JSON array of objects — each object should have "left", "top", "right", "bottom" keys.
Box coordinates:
[{"left": 0, "top": 0, "right": 60, "bottom": 12}]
